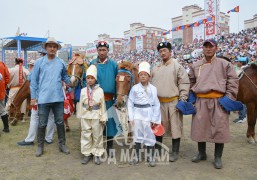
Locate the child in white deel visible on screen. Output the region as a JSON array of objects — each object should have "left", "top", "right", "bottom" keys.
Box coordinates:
[
  {"left": 128, "top": 61, "right": 161, "bottom": 167},
  {"left": 77, "top": 65, "right": 107, "bottom": 165}
]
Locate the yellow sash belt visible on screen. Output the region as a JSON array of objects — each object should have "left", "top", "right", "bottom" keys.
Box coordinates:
[
  {"left": 158, "top": 96, "right": 179, "bottom": 103},
  {"left": 196, "top": 91, "right": 224, "bottom": 98}
]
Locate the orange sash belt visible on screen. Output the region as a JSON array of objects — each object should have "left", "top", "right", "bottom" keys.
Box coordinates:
[
  {"left": 104, "top": 93, "right": 114, "bottom": 101},
  {"left": 196, "top": 91, "right": 224, "bottom": 98},
  {"left": 158, "top": 96, "right": 179, "bottom": 103}
]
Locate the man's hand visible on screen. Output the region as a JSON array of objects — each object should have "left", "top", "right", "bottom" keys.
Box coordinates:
[
  {"left": 151, "top": 123, "right": 158, "bottom": 127},
  {"left": 30, "top": 99, "right": 37, "bottom": 106}
]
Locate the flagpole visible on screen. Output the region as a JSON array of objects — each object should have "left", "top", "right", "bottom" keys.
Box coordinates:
[{"left": 238, "top": 12, "right": 240, "bottom": 33}]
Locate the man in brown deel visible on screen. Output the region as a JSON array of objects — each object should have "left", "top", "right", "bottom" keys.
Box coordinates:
[
  {"left": 188, "top": 39, "right": 239, "bottom": 169},
  {"left": 151, "top": 42, "right": 190, "bottom": 162}
]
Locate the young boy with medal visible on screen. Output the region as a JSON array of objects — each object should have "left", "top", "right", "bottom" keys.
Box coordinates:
[{"left": 77, "top": 65, "right": 107, "bottom": 165}]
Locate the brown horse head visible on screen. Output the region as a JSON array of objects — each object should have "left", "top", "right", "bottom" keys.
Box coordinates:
[
  {"left": 8, "top": 81, "right": 30, "bottom": 125},
  {"left": 8, "top": 103, "right": 22, "bottom": 125},
  {"left": 68, "top": 53, "right": 88, "bottom": 87},
  {"left": 116, "top": 61, "right": 139, "bottom": 108}
]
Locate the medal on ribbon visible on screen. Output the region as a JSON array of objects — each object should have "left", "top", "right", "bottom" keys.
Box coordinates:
[{"left": 87, "top": 86, "right": 94, "bottom": 111}]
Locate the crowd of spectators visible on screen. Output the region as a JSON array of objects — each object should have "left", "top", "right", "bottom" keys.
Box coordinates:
[{"left": 87, "top": 27, "right": 257, "bottom": 69}]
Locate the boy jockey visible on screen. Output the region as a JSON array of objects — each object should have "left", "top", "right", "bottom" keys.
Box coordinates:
[
  {"left": 128, "top": 61, "right": 161, "bottom": 167},
  {"left": 77, "top": 65, "right": 107, "bottom": 165}
]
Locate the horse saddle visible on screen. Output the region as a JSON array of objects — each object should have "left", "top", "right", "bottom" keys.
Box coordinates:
[
  {"left": 68, "top": 57, "right": 84, "bottom": 65},
  {"left": 176, "top": 100, "right": 196, "bottom": 115},
  {"left": 218, "top": 95, "right": 243, "bottom": 112}
]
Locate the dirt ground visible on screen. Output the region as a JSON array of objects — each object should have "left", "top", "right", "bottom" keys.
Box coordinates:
[{"left": 0, "top": 113, "right": 257, "bottom": 180}]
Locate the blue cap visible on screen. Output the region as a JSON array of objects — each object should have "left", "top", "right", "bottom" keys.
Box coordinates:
[
  {"left": 203, "top": 39, "right": 218, "bottom": 46},
  {"left": 235, "top": 57, "right": 248, "bottom": 62}
]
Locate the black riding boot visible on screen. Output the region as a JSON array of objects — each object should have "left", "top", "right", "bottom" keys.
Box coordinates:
[
  {"left": 155, "top": 136, "right": 163, "bottom": 156},
  {"left": 35, "top": 127, "right": 46, "bottom": 157},
  {"left": 57, "top": 124, "right": 70, "bottom": 154},
  {"left": 129, "top": 142, "right": 141, "bottom": 165},
  {"left": 192, "top": 142, "right": 207, "bottom": 163},
  {"left": 106, "top": 136, "right": 114, "bottom": 157},
  {"left": 169, "top": 138, "right": 180, "bottom": 162},
  {"left": 1, "top": 114, "right": 10, "bottom": 132},
  {"left": 147, "top": 146, "right": 156, "bottom": 167},
  {"left": 214, "top": 143, "right": 224, "bottom": 169}
]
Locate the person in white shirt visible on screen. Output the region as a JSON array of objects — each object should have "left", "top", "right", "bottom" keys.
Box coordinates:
[{"left": 128, "top": 61, "right": 161, "bottom": 167}]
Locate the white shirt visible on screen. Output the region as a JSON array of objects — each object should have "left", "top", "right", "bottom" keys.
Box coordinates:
[{"left": 128, "top": 83, "right": 161, "bottom": 123}]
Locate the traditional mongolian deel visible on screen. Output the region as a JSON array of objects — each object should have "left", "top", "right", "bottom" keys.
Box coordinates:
[
  {"left": 188, "top": 55, "right": 239, "bottom": 143},
  {"left": 77, "top": 84, "right": 107, "bottom": 157},
  {"left": 128, "top": 82, "right": 161, "bottom": 146},
  {"left": 151, "top": 59, "right": 190, "bottom": 138}
]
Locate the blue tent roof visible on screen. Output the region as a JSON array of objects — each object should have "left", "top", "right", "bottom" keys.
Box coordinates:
[
  {"left": 1, "top": 36, "right": 64, "bottom": 66},
  {"left": 2, "top": 36, "right": 62, "bottom": 51}
]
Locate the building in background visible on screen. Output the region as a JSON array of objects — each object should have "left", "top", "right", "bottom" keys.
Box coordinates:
[
  {"left": 85, "top": 34, "right": 125, "bottom": 59},
  {"left": 0, "top": 50, "right": 42, "bottom": 68},
  {"left": 244, "top": 14, "right": 257, "bottom": 29},
  {"left": 124, "top": 23, "right": 167, "bottom": 52},
  {"left": 171, "top": 3, "right": 229, "bottom": 45}
]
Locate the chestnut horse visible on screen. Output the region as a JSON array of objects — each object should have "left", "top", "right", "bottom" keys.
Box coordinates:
[
  {"left": 237, "top": 63, "right": 257, "bottom": 144},
  {"left": 9, "top": 80, "right": 30, "bottom": 125},
  {"left": 68, "top": 53, "right": 88, "bottom": 88},
  {"left": 116, "top": 61, "right": 139, "bottom": 108},
  {"left": 115, "top": 61, "right": 139, "bottom": 144},
  {"left": 66, "top": 53, "right": 87, "bottom": 130}
]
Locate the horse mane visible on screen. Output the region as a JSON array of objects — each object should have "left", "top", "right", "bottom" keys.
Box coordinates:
[
  {"left": 67, "top": 53, "right": 87, "bottom": 75},
  {"left": 118, "top": 61, "right": 134, "bottom": 71},
  {"left": 247, "top": 63, "right": 257, "bottom": 72},
  {"left": 250, "top": 63, "right": 257, "bottom": 70}
]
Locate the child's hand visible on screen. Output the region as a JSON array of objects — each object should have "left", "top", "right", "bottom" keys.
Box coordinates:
[
  {"left": 100, "top": 121, "right": 106, "bottom": 125},
  {"left": 151, "top": 123, "right": 157, "bottom": 127}
]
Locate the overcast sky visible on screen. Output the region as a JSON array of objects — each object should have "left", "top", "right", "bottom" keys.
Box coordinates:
[{"left": 1, "top": 0, "right": 256, "bottom": 45}]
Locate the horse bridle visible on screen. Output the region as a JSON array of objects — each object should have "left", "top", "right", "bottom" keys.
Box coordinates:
[
  {"left": 239, "top": 70, "right": 257, "bottom": 89},
  {"left": 70, "top": 64, "right": 83, "bottom": 81},
  {"left": 9, "top": 103, "right": 19, "bottom": 119},
  {"left": 116, "top": 69, "right": 135, "bottom": 96},
  {"left": 69, "top": 63, "right": 85, "bottom": 87}
]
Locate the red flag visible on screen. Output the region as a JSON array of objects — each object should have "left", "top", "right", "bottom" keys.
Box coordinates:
[{"left": 227, "top": 6, "right": 239, "bottom": 14}]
